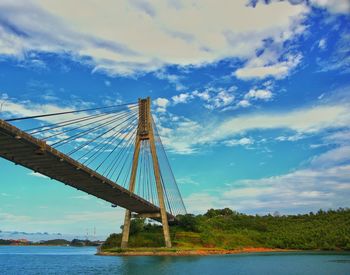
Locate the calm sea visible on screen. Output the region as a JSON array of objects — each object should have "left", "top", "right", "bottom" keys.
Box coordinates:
[{"left": 0, "top": 246, "right": 349, "bottom": 275}]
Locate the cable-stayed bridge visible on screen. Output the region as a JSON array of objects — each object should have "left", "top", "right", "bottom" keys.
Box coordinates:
[{"left": 0, "top": 97, "right": 186, "bottom": 247}]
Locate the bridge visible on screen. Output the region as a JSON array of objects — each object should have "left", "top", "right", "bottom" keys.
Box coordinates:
[{"left": 0, "top": 97, "right": 186, "bottom": 248}]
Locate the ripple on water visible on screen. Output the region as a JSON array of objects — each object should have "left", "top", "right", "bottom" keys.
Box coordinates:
[{"left": 1, "top": 247, "right": 350, "bottom": 275}]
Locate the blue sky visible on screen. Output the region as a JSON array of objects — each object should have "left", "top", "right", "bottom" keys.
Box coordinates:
[{"left": 0, "top": 0, "right": 349, "bottom": 238}]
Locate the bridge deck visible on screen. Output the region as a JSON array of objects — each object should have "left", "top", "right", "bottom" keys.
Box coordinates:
[{"left": 0, "top": 120, "right": 175, "bottom": 221}]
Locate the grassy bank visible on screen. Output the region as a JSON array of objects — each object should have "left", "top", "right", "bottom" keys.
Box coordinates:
[{"left": 101, "top": 208, "right": 350, "bottom": 254}]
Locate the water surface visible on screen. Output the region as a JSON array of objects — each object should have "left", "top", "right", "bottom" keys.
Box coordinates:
[{"left": 1, "top": 246, "right": 349, "bottom": 275}]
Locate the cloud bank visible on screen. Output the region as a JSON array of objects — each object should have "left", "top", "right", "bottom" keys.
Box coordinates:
[
  {"left": 0, "top": 0, "right": 310, "bottom": 76},
  {"left": 157, "top": 102, "right": 350, "bottom": 154}
]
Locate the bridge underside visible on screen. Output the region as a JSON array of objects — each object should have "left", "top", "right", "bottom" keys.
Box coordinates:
[{"left": 0, "top": 120, "right": 175, "bottom": 222}]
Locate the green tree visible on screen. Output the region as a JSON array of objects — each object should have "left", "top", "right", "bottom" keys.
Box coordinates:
[
  {"left": 177, "top": 214, "right": 200, "bottom": 232},
  {"left": 130, "top": 218, "right": 145, "bottom": 235},
  {"left": 102, "top": 233, "right": 121, "bottom": 249}
]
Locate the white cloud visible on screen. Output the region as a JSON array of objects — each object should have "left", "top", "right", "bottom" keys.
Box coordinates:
[
  {"left": 0, "top": 0, "right": 309, "bottom": 75},
  {"left": 235, "top": 53, "right": 303, "bottom": 80},
  {"left": 153, "top": 97, "right": 170, "bottom": 113},
  {"left": 183, "top": 123, "right": 350, "bottom": 213},
  {"left": 244, "top": 89, "right": 273, "bottom": 100},
  {"left": 0, "top": 213, "right": 32, "bottom": 223},
  {"left": 324, "top": 130, "right": 350, "bottom": 145},
  {"left": 224, "top": 137, "right": 254, "bottom": 147},
  {"left": 226, "top": 164, "right": 350, "bottom": 213},
  {"left": 2, "top": 97, "right": 81, "bottom": 123},
  {"left": 186, "top": 164, "right": 350, "bottom": 214},
  {"left": 192, "top": 90, "right": 210, "bottom": 101},
  {"left": 184, "top": 193, "right": 218, "bottom": 214},
  {"left": 207, "top": 104, "right": 349, "bottom": 142},
  {"left": 154, "top": 70, "right": 186, "bottom": 91},
  {"left": 157, "top": 102, "right": 350, "bottom": 154},
  {"left": 172, "top": 93, "right": 192, "bottom": 105},
  {"left": 28, "top": 171, "right": 48, "bottom": 179},
  {"left": 154, "top": 97, "right": 169, "bottom": 108},
  {"left": 311, "top": 145, "right": 350, "bottom": 168},
  {"left": 237, "top": 99, "right": 251, "bottom": 108},
  {"left": 71, "top": 195, "right": 92, "bottom": 200},
  {"left": 205, "top": 90, "right": 235, "bottom": 110},
  {"left": 169, "top": 86, "right": 237, "bottom": 110},
  {"left": 310, "top": 0, "right": 350, "bottom": 14},
  {"left": 317, "top": 31, "right": 350, "bottom": 73},
  {"left": 177, "top": 176, "right": 199, "bottom": 186},
  {"left": 0, "top": 208, "right": 125, "bottom": 235},
  {"left": 318, "top": 38, "right": 326, "bottom": 50},
  {"left": 275, "top": 133, "right": 304, "bottom": 142},
  {"left": 63, "top": 209, "right": 124, "bottom": 223},
  {"left": 156, "top": 116, "right": 202, "bottom": 154},
  {"left": 191, "top": 87, "right": 236, "bottom": 110}
]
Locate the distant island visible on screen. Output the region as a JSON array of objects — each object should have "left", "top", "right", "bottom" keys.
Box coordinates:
[
  {"left": 0, "top": 238, "right": 102, "bottom": 247},
  {"left": 100, "top": 207, "right": 350, "bottom": 256}
]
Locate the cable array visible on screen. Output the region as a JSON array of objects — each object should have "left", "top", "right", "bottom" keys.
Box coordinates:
[
  {"left": 152, "top": 118, "right": 187, "bottom": 216},
  {"left": 126, "top": 117, "right": 187, "bottom": 216},
  {"left": 4, "top": 101, "right": 186, "bottom": 216},
  {"left": 5, "top": 103, "right": 138, "bottom": 187},
  {"left": 130, "top": 135, "right": 186, "bottom": 216}
]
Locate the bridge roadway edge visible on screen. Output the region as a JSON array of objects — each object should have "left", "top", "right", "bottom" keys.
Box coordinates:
[{"left": 0, "top": 119, "right": 175, "bottom": 222}]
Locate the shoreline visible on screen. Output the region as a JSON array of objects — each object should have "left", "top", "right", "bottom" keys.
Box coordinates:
[{"left": 97, "top": 247, "right": 300, "bottom": 256}]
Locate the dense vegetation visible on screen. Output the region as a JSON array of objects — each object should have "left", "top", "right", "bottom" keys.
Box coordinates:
[
  {"left": 102, "top": 208, "right": 350, "bottom": 251},
  {"left": 0, "top": 239, "right": 12, "bottom": 245}
]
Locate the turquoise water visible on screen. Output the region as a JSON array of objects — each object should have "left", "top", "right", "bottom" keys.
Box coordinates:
[{"left": 0, "top": 246, "right": 349, "bottom": 275}]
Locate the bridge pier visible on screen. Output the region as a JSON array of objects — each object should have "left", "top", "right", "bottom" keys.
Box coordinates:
[
  {"left": 120, "top": 209, "right": 131, "bottom": 248},
  {"left": 120, "top": 97, "right": 172, "bottom": 248}
]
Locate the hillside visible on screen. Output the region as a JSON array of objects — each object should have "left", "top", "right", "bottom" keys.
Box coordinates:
[{"left": 102, "top": 208, "right": 350, "bottom": 252}]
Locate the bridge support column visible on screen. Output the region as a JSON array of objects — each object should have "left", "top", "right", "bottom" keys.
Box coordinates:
[
  {"left": 120, "top": 97, "right": 172, "bottom": 249},
  {"left": 149, "top": 126, "right": 172, "bottom": 248},
  {"left": 121, "top": 137, "right": 141, "bottom": 248},
  {"left": 120, "top": 209, "right": 131, "bottom": 248}
]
